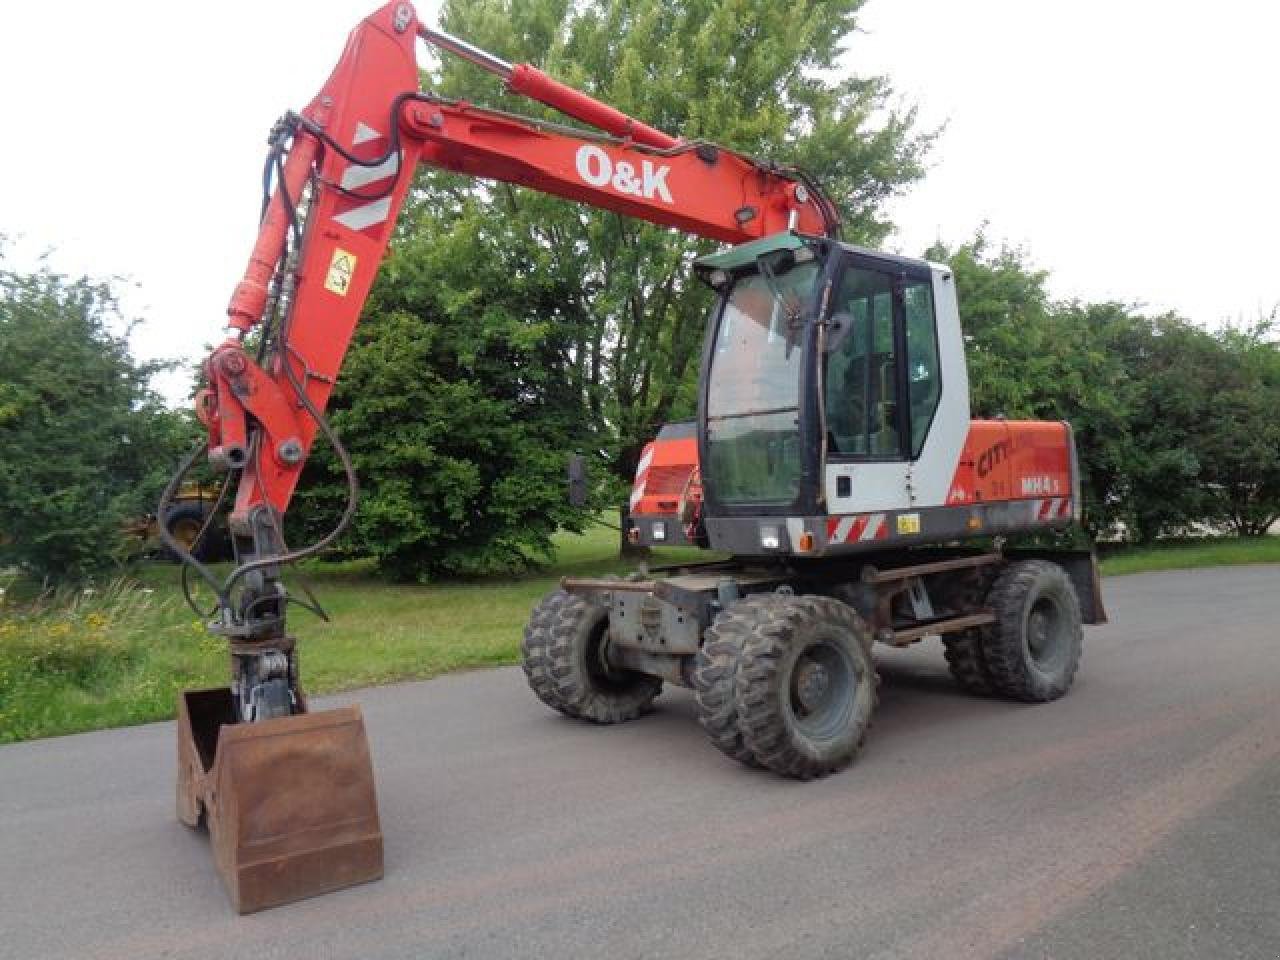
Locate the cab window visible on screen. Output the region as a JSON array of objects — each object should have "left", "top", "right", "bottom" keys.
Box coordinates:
[
  {"left": 824, "top": 267, "right": 899, "bottom": 457},
  {"left": 824, "top": 266, "right": 940, "bottom": 460},
  {"left": 904, "top": 278, "right": 940, "bottom": 458}
]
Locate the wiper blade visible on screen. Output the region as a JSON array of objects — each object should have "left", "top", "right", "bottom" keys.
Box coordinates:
[
  {"left": 706, "top": 405, "right": 800, "bottom": 422},
  {"left": 756, "top": 252, "right": 801, "bottom": 326}
]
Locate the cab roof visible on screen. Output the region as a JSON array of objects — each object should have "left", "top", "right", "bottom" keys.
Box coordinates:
[{"left": 695, "top": 231, "right": 944, "bottom": 276}]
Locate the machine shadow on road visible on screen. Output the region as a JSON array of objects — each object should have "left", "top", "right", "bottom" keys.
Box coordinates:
[
  {"left": 869, "top": 644, "right": 1031, "bottom": 732},
  {"left": 576, "top": 641, "right": 1022, "bottom": 786}
]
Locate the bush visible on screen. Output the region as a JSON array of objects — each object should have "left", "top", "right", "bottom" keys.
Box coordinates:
[
  {"left": 930, "top": 235, "right": 1280, "bottom": 542},
  {"left": 289, "top": 210, "right": 607, "bottom": 581},
  {"left": 0, "top": 246, "right": 195, "bottom": 582},
  {"left": 0, "top": 577, "right": 209, "bottom": 742}
]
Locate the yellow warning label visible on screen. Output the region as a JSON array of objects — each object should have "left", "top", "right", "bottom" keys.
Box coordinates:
[
  {"left": 324, "top": 248, "right": 357, "bottom": 296},
  {"left": 896, "top": 513, "right": 921, "bottom": 535}
]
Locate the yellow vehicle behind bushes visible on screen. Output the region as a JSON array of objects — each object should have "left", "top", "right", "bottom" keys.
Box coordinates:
[{"left": 124, "top": 482, "right": 231, "bottom": 563}]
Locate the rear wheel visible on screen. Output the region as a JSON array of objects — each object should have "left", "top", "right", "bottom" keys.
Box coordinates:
[
  {"left": 521, "top": 589, "right": 662, "bottom": 723},
  {"left": 734, "top": 595, "right": 877, "bottom": 779},
  {"left": 935, "top": 573, "right": 997, "bottom": 695},
  {"left": 942, "top": 629, "right": 997, "bottom": 696},
  {"left": 982, "top": 560, "right": 1083, "bottom": 702}
]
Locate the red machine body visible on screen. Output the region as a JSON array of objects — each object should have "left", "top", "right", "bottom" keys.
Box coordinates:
[{"left": 629, "top": 419, "right": 1077, "bottom": 546}]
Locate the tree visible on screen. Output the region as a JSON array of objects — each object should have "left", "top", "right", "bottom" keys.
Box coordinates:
[
  {"left": 927, "top": 235, "right": 1139, "bottom": 538},
  {"left": 929, "top": 236, "right": 1280, "bottom": 542},
  {"left": 1132, "top": 314, "right": 1280, "bottom": 538},
  {"left": 423, "top": 0, "right": 934, "bottom": 483},
  {"left": 290, "top": 203, "right": 604, "bottom": 580},
  {"left": 1117, "top": 313, "right": 1223, "bottom": 540},
  {"left": 0, "top": 245, "right": 192, "bottom": 582},
  {"left": 1205, "top": 319, "right": 1280, "bottom": 536}
]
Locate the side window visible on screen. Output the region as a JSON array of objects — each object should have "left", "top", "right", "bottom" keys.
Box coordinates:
[
  {"left": 904, "top": 279, "right": 939, "bottom": 458},
  {"left": 824, "top": 267, "right": 899, "bottom": 457}
]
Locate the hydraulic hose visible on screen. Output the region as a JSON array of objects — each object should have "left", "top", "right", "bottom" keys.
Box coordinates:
[{"left": 156, "top": 443, "right": 229, "bottom": 609}]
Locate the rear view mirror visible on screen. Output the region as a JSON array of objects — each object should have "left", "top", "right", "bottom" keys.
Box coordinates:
[{"left": 567, "top": 454, "right": 588, "bottom": 507}]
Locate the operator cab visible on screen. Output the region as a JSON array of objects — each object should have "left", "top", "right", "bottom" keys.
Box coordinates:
[{"left": 692, "top": 232, "right": 970, "bottom": 555}]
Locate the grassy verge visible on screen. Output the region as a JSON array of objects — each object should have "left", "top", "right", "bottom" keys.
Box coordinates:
[
  {"left": 0, "top": 524, "right": 708, "bottom": 743},
  {"left": 1097, "top": 535, "right": 1280, "bottom": 576},
  {"left": 3, "top": 529, "right": 1277, "bottom": 743}
]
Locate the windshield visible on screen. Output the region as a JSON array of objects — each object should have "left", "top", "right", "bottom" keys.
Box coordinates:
[{"left": 704, "top": 262, "right": 820, "bottom": 505}]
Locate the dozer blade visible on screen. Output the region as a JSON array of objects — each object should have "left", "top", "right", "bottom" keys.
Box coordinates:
[{"left": 177, "top": 688, "right": 383, "bottom": 914}]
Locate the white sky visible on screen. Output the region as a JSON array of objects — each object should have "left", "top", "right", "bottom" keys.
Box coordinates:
[{"left": 2, "top": 0, "right": 1276, "bottom": 404}]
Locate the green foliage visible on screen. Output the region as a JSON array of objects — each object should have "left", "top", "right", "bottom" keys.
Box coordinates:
[
  {"left": 0, "top": 246, "right": 195, "bottom": 582},
  {"left": 1129, "top": 314, "right": 1280, "bottom": 537},
  {"left": 931, "top": 235, "right": 1280, "bottom": 541},
  {"left": 930, "top": 235, "right": 1138, "bottom": 536},
  {"left": 0, "top": 576, "right": 216, "bottom": 742},
  {"left": 0, "top": 527, "right": 712, "bottom": 742},
  {"left": 292, "top": 207, "right": 605, "bottom": 580}
]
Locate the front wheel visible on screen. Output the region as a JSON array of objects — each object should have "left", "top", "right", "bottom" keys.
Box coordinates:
[
  {"left": 734, "top": 595, "right": 877, "bottom": 779},
  {"left": 521, "top": 589, "right": 661, "bottom": 724}
]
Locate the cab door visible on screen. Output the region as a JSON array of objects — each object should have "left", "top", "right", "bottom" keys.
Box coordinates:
[{"left": 822, "top": 254, "right": 954, "bottom": 514}]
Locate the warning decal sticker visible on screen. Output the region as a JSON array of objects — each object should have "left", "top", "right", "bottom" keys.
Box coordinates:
[{"left": 324, "top": 248, "right": 357, "bottom": 296}]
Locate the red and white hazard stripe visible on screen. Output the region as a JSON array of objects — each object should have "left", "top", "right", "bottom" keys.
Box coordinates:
[
  {"left": 332, "top": 122, "right": 399, "bottom": 234},
  {"left": 629, "top": 444, "right": 655, "bottom": 512},
  {"left": 1031, "top": 497, "right": 1072, "bottom": 521},
  {"left": 825, "top": 513, "right": 889, "bottom": 544}
]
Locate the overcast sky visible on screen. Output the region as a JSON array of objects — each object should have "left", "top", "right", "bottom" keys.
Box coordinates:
[{"left": 2, "top": 0, "right": 1276, "bottom": 404}]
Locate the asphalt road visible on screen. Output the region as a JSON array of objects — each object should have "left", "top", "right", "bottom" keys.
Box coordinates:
[{"left": 2, "top": 566, "right": 1279, "bottom": 960}]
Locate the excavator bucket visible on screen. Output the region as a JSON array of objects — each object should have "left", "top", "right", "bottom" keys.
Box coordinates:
[{"left": 176, "top": 688, "right": 383, "bottom": 914}]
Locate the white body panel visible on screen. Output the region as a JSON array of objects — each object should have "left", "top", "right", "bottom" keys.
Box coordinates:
[{"left": 823, "top": 265, "right": 970, "bottom": 513}]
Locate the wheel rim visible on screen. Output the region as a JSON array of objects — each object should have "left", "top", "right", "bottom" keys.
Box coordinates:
[
  {"left": 584, "top": 617, "right": 631, "bottom": 691},
  {"left": 1026, "top": 595, "right": 1070, "bottom": 673},
  {"left": 170, "top": 517, "right": 202, "bottom": 549},
  {"left": 788, "top": 640, "right": 857, "bottom": 740}
]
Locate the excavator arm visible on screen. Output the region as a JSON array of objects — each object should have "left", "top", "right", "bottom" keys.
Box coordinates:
[
  {"left": 167, "top": 1, "right": 838, "bottom": 913},
  {"left": 187, "top": 0, "right": 839, "bottom": 689},
  {"left": 203, "top": 1, "right": 835, "bottom": 536}
]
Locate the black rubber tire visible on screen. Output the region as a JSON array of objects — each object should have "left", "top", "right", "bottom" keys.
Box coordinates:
[
  {"left": 982, "top": 559, "right": 1083, "bottom": 702},
  {"left": 521, "top": 589, "right": 662, "bottom": 723},
  {"left": 164, "top": 502, "right": 217, "bottom": 563},
  {"left": 942, "top": 629, "right": 998, "bottom": 696},
  {"left": 734, "top": 595, "right": 877, "bottom": 779},
  {"left": 693, "top": 595, "right": 777, "bottom": 768},
  {"left": 932, "top": 573, "right": 997, "bottom": 696}
]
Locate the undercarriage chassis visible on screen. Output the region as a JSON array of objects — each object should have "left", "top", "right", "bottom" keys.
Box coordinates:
[
  {"left": 562, "top": 547, "right": 1105, "bottom": 690},
  {"left": 522, "top": 545, "right": 1103, "bottom": 779}
]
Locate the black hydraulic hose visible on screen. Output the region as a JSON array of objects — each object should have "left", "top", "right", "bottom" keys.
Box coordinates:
[
  {"left": 178, "top": 469, "right": 235, "bottom": 618},
  {"left": 274, "top": 147, "right": 303, "bottom": 251},
  {"left": 156, "top": 444, "right": 229, "bottom": 610}
]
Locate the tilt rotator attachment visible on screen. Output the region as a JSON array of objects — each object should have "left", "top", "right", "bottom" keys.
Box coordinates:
[{"left": 174, "top": 516, "right": 382, "bottom": 914}]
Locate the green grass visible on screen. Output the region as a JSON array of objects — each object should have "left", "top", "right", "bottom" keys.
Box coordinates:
[
  {"left": 3, "top": 527, "right": 1277, "bottom": 743},
  {"left": 0, "top": 523, "right": 709, "bottom": 743},
  {"left": 1097, "top": 535, "right": 1280, "bottom": 576}
]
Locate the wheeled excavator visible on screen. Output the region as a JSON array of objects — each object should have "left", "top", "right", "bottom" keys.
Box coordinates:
[{"left": 163, "top": 1, "right": 1105, "bottom": 914}]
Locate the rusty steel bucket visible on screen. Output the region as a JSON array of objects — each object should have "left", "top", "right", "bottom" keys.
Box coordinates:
[{"left": 176, "top": 688, "right": 384, "bottom": 914}]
